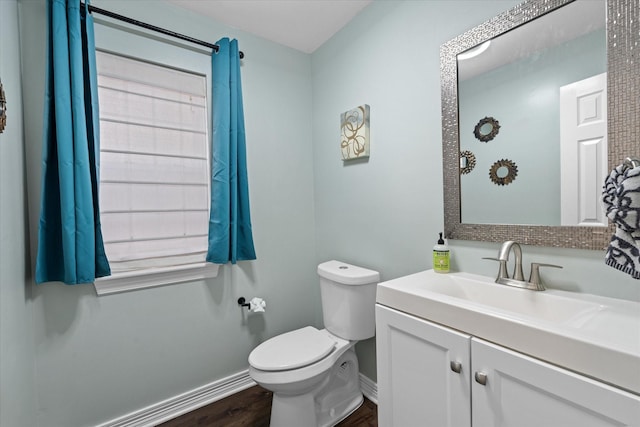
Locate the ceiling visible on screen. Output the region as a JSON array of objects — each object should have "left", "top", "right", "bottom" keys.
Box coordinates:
[
  {"left": 458, "top": 0, "right": 606, "bottom": 80},
  {"left": 168, "top": 0, "right": 373, "bottom": 54}
]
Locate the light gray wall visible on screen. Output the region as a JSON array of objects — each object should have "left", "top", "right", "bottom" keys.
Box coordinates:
[
  {"left": 0, "top": 1, "right": 36, "bottom": 426},
  {"left": 19, "top": 1, "right": 321, "bottom": 426},
  {"left": 6, "top": 0, "right": 640, "bottom": 425},
  {"left": 310, "top": 0, "right": 640, "bottom": 382}
]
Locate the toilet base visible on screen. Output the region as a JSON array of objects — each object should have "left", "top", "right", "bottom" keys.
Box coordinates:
[{"left": 269, "top": 347, "right": 363, "bottom": 427}]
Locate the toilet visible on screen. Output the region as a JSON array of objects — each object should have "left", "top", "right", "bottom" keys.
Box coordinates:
[{"left": 248, "top": 260, "right": 380, "bottom": 427}]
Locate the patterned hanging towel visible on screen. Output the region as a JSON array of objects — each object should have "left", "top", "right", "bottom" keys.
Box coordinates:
[{"left": 602, "top": 162, "right": 640, "bottom": 279}]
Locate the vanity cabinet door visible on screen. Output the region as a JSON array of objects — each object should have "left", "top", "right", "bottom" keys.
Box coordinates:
[
  {"left": 376, "top": 305, "right": 471, "bottom": 427},
  {"left": 471, "top": 338, "right": 640, "bottom": 427}
]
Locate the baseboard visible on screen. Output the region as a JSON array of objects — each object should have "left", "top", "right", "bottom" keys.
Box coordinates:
[
  {"left": 96, "top": 370, "right": 256, "bottom": 427},
  {"left": 359, "top": 373, "right": 378, "bottom": 404},
  {"left": 97, "top": 369, "right": 377, "bottom": 427}
]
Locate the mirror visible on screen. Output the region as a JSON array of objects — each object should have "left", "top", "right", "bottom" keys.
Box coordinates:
[
  {"left": 489, "top": 159, "right": 518, "bottom": 186},
  {"left": 441, "top": 0, "right": 639, "bottom": 250},
  {"left": 460, "top": 150, "right": 476, "bottom": 175},
  {"left": 473, "top": 117, "right": 500, "bottom": 142},
  {"left": 460, "top": 0, "right": 606, "bottom": 227}
]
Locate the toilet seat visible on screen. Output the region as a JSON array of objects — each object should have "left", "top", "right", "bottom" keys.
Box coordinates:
[{"left": 249, "top": 326, "right": 337, "bottom": 371}]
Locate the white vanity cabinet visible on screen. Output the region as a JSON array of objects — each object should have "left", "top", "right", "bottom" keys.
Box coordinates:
[
  {"left": 376, "top": 304, "right": 471, "bottom": 426},
  {"left": 376, "top": 304, "right": 640, "bottom": 427},
  {"left": 471, "top": 338, "right": 640, "bottom": 427}
]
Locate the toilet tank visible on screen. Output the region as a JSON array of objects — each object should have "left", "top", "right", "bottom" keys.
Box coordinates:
[{"left": 317, "top": 260, "right": 380, "bottom": 340}]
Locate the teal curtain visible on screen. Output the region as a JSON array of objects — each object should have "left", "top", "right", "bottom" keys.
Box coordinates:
[
  {"left": 35, "top": 0, "right": 110, "bottom": 284},
  {"left": 207, "top": 38, "right": 257, "bottom": 264}
]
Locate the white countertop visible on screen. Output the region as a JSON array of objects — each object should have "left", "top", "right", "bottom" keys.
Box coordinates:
[{"left": 376, "top": 269, "right": 640, "bottom": 395}]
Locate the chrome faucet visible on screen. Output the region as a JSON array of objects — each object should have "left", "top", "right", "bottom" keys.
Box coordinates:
[
  {"left": 497, "top": 241, "right": 525, "bottom": 281},
  {"left": 484, "top": 241, "right": 562, "bottom": 291}
]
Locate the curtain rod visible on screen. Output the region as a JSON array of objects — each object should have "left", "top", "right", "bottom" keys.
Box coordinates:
[{"left": 81, "top": 2, "right": 245, "bottom": 59}]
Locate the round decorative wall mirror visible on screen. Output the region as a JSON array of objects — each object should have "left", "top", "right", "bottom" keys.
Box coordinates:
[
  {"left": 473, "top": 116, "right": 500, "bottom": 142},
  {"left": 0, "top": 80, "right": 6, "bottom": 134},
  {"left": 459, "top": 150, "right": 476, "bottom": 174},
  {"left": 489, "top": 159, "right": 518, "bottom": 186}
]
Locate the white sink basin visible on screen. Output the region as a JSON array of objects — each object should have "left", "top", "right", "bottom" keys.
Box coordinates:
[
  {"left": 417, "top": 273, "right": 606, "bottom": 324},
  {"left": 376, "top": 270, "right": 640, "bottom": 395}
]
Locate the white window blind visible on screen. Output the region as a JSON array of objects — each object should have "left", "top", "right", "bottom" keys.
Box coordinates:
[{"left": 96, "top": 51, "right": 210, "bottom": 275}]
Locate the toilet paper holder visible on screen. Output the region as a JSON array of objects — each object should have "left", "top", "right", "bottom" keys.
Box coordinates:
[
  {"left": 237, "top": 297, "right": 266, "bottom": 313},
  {"left": 237, "top": 297, "right": 251, "bottom": 309}
]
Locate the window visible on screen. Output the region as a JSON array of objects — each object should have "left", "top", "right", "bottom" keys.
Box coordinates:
[{"left": 94, "top": 51, "right": 217, "bottom": 295}]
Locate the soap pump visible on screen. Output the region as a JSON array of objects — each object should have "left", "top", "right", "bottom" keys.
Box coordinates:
[{"left": 433, "top": 232, "right": 450, "bottom": 273}]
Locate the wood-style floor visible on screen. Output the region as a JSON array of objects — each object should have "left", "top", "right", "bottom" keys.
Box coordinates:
[{"left": 158, "top": 385, "right": 378, "bottom": 427}]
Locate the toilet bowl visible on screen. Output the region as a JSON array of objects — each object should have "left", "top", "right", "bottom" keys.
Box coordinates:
[
  {"left": 247, "top": 261, "right": 380, "bottom": 427},
  {"left": 249, "top": 327, "right": 362, "bottom": 427}
]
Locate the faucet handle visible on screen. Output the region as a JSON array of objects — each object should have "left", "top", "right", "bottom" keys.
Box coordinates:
[
  {"left": 528, "top": 262, "right": 563, "bottom": 291},
  {"left": 482, "top": 257, "right": 509, "bottom": 282}
]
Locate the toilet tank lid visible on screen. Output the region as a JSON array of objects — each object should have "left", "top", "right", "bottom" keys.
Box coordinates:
[{"left": 317, "top": 260, "right": 380, "bottom": 285}]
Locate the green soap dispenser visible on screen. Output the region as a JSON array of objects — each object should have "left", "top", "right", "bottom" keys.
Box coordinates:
[{"left": 433, "top": 232, "right": 450, "bottom": 273}]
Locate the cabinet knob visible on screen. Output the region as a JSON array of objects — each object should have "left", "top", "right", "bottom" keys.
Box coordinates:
[
  {"left": 475, "top": 371, "right": 488, "bottom": 386},
  {"left": 450, "top": 361, "right": 462, "bottom": 373}
]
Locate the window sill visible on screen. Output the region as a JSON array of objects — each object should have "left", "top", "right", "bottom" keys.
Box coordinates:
[{"left": 94, "top": 263, "right": 220, "bottom": 296}]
